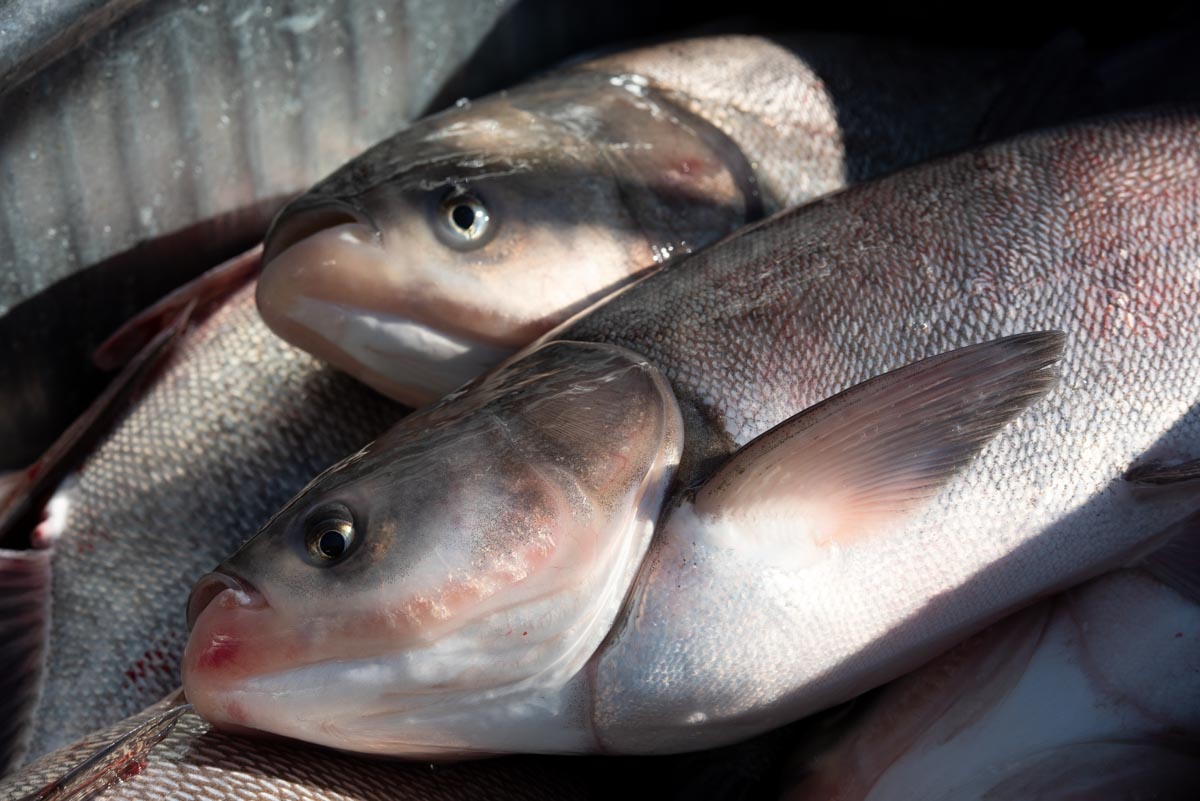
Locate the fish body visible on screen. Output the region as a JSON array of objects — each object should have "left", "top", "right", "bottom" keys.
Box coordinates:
[
  {"left": 256, "top": 33, "right": 1018, "bottom": 403},
  {"left": 2, "top": 25, "right": 992, "bottom": 769},
  {"left": 559, "top": 105, "right": 1200, "bottom": 750},
  {"left": 185, "top": 107, "right": 1200, "bottom": 756},
  {"left": 779, "top": 541, "right": 1200, "bottom": 801}
]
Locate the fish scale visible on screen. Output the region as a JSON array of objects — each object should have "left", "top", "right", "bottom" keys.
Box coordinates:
[{"left": 24, "top": 283, "right": 404, "bottom": 762}]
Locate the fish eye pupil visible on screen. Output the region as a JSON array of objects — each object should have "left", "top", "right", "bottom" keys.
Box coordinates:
[
  {"left": 305, "top": 512, "right": 354, "bottom": 564},
  {"left": 318, "top": 529, "right": 346, "bottom": 559},
  {"left": 436, "top": 191, "right": 491, "bottom": 248},
  {"left": 451, "top": 203, "right": 476, "bottom": 231}
]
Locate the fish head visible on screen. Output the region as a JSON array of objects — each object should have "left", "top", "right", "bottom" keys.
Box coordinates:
[
  {"left": 182, "top": 341, "right": 682, "bottom": 756},
  {"left": 257, "top": 72, "right": 756, "bottom": 404}
]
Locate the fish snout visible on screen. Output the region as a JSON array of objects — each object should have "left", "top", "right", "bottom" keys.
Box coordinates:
[
  {"left": 257, "top": 199, "right": 383, "bottom": 328},
  {"left": 256, "top": 200, "right": 394, "bottom": 382},
  {"left": 186, "top": 568, "right": 265, "bottom": 630},
  {"left": 262, "top": 199, "right": 379, "bottom": 266}
]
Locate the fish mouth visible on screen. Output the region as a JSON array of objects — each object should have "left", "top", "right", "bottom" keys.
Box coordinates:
[
  {"left": 262, "top": 200, "right": 379, "bottom": 266},
  {"left": 186, "top": 568, "right": 264, "bottom": 630},
  {"left": 288, "top": 298, "right": 516, "bottom": 404}
]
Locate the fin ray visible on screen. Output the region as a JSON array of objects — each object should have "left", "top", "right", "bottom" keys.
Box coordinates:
[
  {"left": 15, "top": 703, "right": 187, "bottom": 801},
  {"left": 0, "top": 549, "right": 52, "bottom": 774},
  {"left": 93, "top": 244, "right": 259, "bottom": 370}
]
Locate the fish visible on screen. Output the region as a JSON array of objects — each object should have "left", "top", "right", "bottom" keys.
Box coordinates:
[
  {"left": 0, "top": 0, "right": 700, "bottom": 469},
  {"left": 255, "top": 33, "right": 1020, "bottom": 403},
  {"left": 184, "top": 105, "right": 1200, "bottom": 756},
  {"left": 182, "top": 330, "right": 1064, "bottom": 755},
  {"left": 0, "top": 283, "right": 404, "bottom": 767},
  {"left": 0, "top": 695, "right": 593, "bottom": 801},
  {"left": 777, "top": 528, "right": 1200, "bottom": 800}
]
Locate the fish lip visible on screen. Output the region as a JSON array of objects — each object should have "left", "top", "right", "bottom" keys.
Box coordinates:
[
  {"left": 185, "top": 567, "right": 264, "bottom": 630},
  {"left": 288, "top": 297, "right": 518, "bottom": 404},
  {"left": 262, "top": 199, "right": 381, "bottom": 266}
]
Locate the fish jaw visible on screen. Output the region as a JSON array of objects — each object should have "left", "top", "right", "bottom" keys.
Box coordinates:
[
  {"left": 181, "top": 342, "right": 683, "bottom": 755},
  {"left": 256, "top": 224, "right": 516, "bottom": 405},
  {"left": 182, "top": 583, "right": 282, "bottom": 729},
  {"left": 255, "top": 192, "right": 657, "bottom": 404}
]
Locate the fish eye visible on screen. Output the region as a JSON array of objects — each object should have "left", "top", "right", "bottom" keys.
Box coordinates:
[
  {"left": 434, "top": 189, "right": 493, "bottom": 250},
  {"left": 304, "top": 506, "right": 356, "bottom": 565}
]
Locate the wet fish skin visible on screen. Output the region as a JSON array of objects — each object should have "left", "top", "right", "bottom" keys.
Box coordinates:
[
  {"left": 778, "top": 547, "right": 1200, "bottom": 801},
  {"left": 557, "top": 106, "right": 1200, "bottom": 751},
  {"left": 257, "top": 33, "right": 1016, "bottom": 402},
  {"left": 256, "top": 61, "right": 761, "bottom": 404},
  {"left": 575, "top": 34, "right": 1013, "bottom": 210},
  {"left": 14, "top": 284, "right": 404, "bottom": 763},
  {"left": 183, "top": 339, "right": 687, "bottom": 757},
  {"left": 0, "top": 699, "right": 591, "bottom": 801}
]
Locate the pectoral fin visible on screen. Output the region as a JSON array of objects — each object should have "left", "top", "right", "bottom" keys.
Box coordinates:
[
  {"left": 1124, "top": 458, "right": 1200, "bottom": 486},
  {"left": 0, "top": 303, "right": 191, "bottom": 550},
  {"left": 93, "top": 244, "right": 259, "bottom": 370},
  {"left": 13, "top": 701, "right": 187, "bottom": 801},
  {"left": 0, "top": 548, "right": 52, "bottom": 774},
  {"left": 695, "top": 332, "right": 1065, "bottom": 546},
  {"left": 1138, "top": 510, "right": 1200, "bottom": 604}
]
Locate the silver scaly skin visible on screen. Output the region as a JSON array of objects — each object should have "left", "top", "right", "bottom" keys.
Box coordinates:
[
  {"left": 4, "top": 29, "right": 1004, "bottom": 768},
  {"left": 778, "top": 539, "right": 1200, "bottom": 800}
]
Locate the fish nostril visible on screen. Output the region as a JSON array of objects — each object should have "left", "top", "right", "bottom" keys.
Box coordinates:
[
  {"left": 186, "top": 570, "right": 260, "bottom": 630},
  {"left": 262, "top": 202, "right": 378, "bottom": 266}
]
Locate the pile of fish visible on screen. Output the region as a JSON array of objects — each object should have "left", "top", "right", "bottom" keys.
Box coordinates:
[{"left": 1, "top": 4, "right": 1198, "bottom": 800}]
